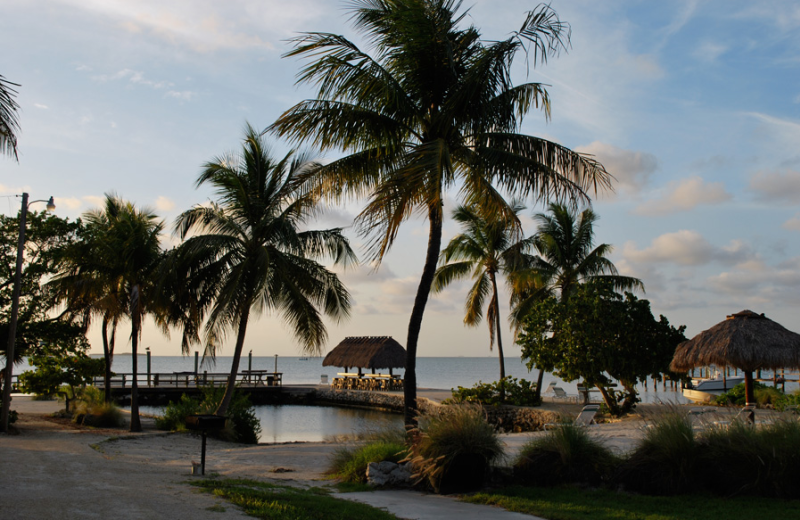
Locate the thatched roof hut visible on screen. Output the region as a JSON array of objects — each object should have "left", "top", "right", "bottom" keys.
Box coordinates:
[
  {"left": 670, "top": 310, "right": 800, "bottom": 406},
  {"left": 323, "top": 336, "right": 406, "bottom": 370}
]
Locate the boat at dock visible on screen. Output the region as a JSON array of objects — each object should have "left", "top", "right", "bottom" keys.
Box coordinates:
[{"left": 682, "top": 375, "right": 744, "bottom": 403}]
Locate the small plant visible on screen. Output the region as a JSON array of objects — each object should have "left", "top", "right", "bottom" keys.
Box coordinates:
[
  {"left": 514, "top": 422, "right": 616, "bottom": 487},
  {"left": 328, "top": 441, "right": 409, "bottom": 483},
  {"left": 407, "top": 405, "right": 503, "bottom": 494},
  {"left": 445, "top": 377, "right": 540, "bottom": 406},
  {"left": 156, "top": 387, "right": 261, "bottom": 444},
  {"left": 72, "top": 386, "right": 124, "bottom": 427},
  {"left": 715, "top": 381, "right": 784, "bottom": 407},
  {"left": 614, "top": 409, "right": 698, "bottom": 495}
]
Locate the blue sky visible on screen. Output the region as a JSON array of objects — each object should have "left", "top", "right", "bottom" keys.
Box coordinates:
[{"left": 3, "top": 0, "right": 800, "bottom": 359}]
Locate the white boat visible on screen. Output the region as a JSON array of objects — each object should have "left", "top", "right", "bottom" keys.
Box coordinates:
[{"left": 682, "top": 375, "right": 744, "bottom": 403}]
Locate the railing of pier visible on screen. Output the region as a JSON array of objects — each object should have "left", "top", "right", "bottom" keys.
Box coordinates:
[{"left": 89, "top": 371, "right": 283, "bottom": 389}]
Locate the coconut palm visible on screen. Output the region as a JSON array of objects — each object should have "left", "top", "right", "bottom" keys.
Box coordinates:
[
  {"left": 511, "top": 202, "right": 643, "bottom": 398},
  {"left": 51, "top": 195, "right": 164, "bottom": 430},
  {"left": 175, "top": 124, "right": 355, "bottom": 416},
  {"left": 0, "top": 75, "right": 20, "bottom": 161},
  {"left": 270, "top": 0, "right": 611, "bottom": 424},
  {"left": 432, "top": 202, "right": 531, "bottom": 388}
]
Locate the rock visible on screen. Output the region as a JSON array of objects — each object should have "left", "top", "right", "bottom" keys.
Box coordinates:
[{"left": 367, "top": 461, "right": 412, "bottom": 487}]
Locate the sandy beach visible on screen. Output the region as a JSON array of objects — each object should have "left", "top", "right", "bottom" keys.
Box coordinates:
[{"left": 0, "top": 394, "right": 749, "bottom": 520}]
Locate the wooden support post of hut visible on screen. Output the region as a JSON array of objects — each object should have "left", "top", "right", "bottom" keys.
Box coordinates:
[{"left": 323, "top": 336, "right": 406, "bottom": 391}]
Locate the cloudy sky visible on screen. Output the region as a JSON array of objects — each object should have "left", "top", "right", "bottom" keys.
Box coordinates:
[{"left": 3, "top": 0, "right": 800, "bottom": 358}]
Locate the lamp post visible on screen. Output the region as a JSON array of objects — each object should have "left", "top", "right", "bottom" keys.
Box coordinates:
[{"left": 1, "top": 193, "right": 56, "bottom": 433}]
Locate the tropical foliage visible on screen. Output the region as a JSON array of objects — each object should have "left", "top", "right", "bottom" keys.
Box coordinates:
[
  {"left": 445, "top": 377, "right": 539, "bottom": 407},
  {"left": 517, "top": 284, "right": 685, "bottom": 415},
  {"left": 433, "top": 202, "right": 530, "bottom": 389},
  {"left": 173, "top": 124, "right": 355, "bottom": 416},
  {"left": 0, "top": 74, "right": 20, "bottom": 160},
  {"left": 271, "top": 0, "right": 611, "bottom": 425}
]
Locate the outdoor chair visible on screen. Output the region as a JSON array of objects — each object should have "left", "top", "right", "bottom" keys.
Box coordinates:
[
  {"left": 551, "top": 386, "right": 579, "bottom": 403},
  {"left": 713, "top": 404, "right": 760, "bottom": 428},
  {"left": 545, "top": 404, "right": 600, "bottom": 430}
]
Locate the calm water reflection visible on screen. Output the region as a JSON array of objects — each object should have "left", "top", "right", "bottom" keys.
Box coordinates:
[{"left": 137, "top": 404, "right": 404, "bottom": 444}]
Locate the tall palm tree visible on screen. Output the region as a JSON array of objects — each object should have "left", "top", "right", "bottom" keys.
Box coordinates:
[
  {"left": 51, "top": 195, "right": 164, "bottom": 431},
  {"left": 0, "top": 75, "right": 20, "bottom": 161},
  {"left": 175, "top": 124, "right": 355, "bottom": 416},
  {"left": 432, "top": 202, "right": 530, "bottom": 388},
  {"left": 270, "top": 0, "right": 611, "bottom": 425},
  {"left": 511, "top": 202, "right": 643, "bottom": 398}
]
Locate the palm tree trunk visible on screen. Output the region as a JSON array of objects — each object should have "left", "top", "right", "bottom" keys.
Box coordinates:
[
  {"left": 404, "top": 203, "right": 443, "bottom": 427},
  {"left": 129, "top": 317, "right": 142, "bottom": 432},
  {"left": 489, "top": 273, "right": 506, "bottom": 403},
  {"left": 101, "top": 316, "right": 113, "bottom": 403},
  {"left": 216, "top": 305, "right": 251, "bottom": 417}
]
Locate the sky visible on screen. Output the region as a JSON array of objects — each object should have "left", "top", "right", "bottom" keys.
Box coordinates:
[{"left": 3, "top": 0, "right": 800, "bottom": 360}]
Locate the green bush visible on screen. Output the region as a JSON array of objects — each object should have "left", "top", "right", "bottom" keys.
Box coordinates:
[
  {"left": 409, "top": 405, "right": 503, "bottom": 494},
  {"left": 614, "top": 409, "right": 699, "bottom": 495},
  {"left": 715, "top": 381, "right": 788, "bottom": 407},
  {"left": 445, "top": 377, "right": 540, "bottom": 406},
  {"left": 700, "top": 418, "right": 800, "bottom": 498},
  {"left": 72, "top": 386, "right": 124, "bottom": 428},
  {"left": 515, "top": 423, "right": 617, "bottom": 487},
  {"left": 156, "top": 387, "right": 262, "bottom": 444}
]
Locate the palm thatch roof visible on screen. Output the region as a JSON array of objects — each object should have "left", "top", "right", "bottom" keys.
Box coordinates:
[
  {"left": 322, "top": 336, "right": 406, "bottom": 369},
  {"left": 670, "top": 310, "right": 800, "bottom": 372}
]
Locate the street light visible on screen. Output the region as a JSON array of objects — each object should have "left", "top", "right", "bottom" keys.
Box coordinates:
[{"left": 1, "top": 193, "right": 56, "bottom": 433}]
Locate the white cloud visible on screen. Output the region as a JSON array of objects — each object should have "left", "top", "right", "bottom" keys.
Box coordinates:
[
  {"left": 165, "top": 90, "right": 195, "bottom": 101},
  {"left": 693, "top": 41, "right": 728, "bottom": 62},
  {"left": 33, "top": 103, "right": 49, "bottom": 109},
  {"left": 707, "top": 256, "right": 800, "bottom": 305},
  {"left": 749, "top": 169, "right": 800, "bottom": 204},
  {"left": 634, "top": 176, "right": 731, "bottom": 215},
  {"left": 783, "top": 213, "right": 800, "bottom": 231},
  {"left": 576, "top": 142, "right": 657, "bottom": 198},
  {"left": 82, "top": 195, "right": 106, "bottom": 209},
  {"left": 623, "top": 230, "right": 755, "bottom": 266},
  {"left": 57, "top": 197, "right": 83, "bottom": 210},
  {"left": 92, "top": 68, "right": 173, "bottom": 89},
  {"left": 154, "top": 196, "right": 175, "bottom": 212}
]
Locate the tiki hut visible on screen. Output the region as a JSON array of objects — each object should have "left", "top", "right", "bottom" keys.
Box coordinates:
[
  {"left": 670, "top": 310, "right": 800, "bottom": 407},
  {"left": 323, "top": 336, "right": 406, "bottom": 375}
]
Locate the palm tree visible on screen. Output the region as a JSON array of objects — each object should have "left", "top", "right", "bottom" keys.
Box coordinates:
[
  {"left": 511, "top": 202, "right": 643, "bottom": 399},
  {"left": 52, "top": 195, "right": 164, "bottom": 431},
  {"left": 0, "top": 75, "right": 20, "bottom": 160},
  {"left": 432, "top": 202, "right": 530, "bottom": 389},
  {"left": 175, "top": 124, "right": 355, "bottom": 416},
  {"left": 270, "top": 0, "right": 611, "bottom": 425}
]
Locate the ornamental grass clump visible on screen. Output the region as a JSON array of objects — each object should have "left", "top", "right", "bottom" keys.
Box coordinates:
[
  {"left": 328, "top": 440, "right": 409, "bottom": 484},
  {"left": 408, "top": 405, "right": 503, "bottom": 494},
  {"left": 613, "top": 409, "right": 699, "bottom": 495},
  {"left": 699, "top": 418, "right": 800, "bottom": 498},
  {"left": 514, "top": 422, "right": 616, "bottom": 487},
  {"left": 72, "top": 386, "right": 124, "bottom": 428}
]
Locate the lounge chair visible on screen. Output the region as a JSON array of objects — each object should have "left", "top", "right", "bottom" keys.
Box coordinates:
[
  {"left": 545, "top": 404, "right": 600, "bottom": 430},
  {"left": 713, "top": 404, "right": 758, "bottom": 428},
  {"left": 551, "top": 386, "right": 579, "bottom": 403}
]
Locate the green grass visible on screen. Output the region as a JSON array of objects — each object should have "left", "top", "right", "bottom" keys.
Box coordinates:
[
  {"left": 192, "top": 478, "right": 399, "bottom": 520},
  {"left": 464, "top": 486, "right": 800, "bottom": 520}
]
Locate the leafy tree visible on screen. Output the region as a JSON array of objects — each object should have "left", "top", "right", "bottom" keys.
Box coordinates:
[
  {"left": 0, "top": 212, "right": 85, "bottom": 395},
  {"left": 17, "top": 340, "right": 104, "bottom": 413},
  {"left": 0, "top": 74, "right": 20, "bottom": 161},
  {"left": 174, "top": 124, "right": 355, "bottom": 416},
  {"left": 517, "top": 284, "right": 685, "bottom": 415},
  {"left": 52, "top": 195, "right": 165, "bottom": 431},
  {"left": 271, "top": 0, "right": 610, "bottom": 425},
  {"left": 511, "top": 203, "right": 643, "bottom": 400},
  {"left": 432, "top": 202, "right": 530, "bottom": 392}
]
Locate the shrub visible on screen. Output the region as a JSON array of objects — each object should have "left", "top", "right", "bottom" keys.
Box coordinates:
[
  {"left": 329, "top": 441, "right": 409, "bottom": 483},
  {"left": 445, "top": 377, "right": 540, "bottom": 407},
  {"left": 515, "top": 423, "right": 616, "bottom": 487},
  {"left": 715, "top": 381, "right": 784, "bottom": 406},
  {"left": 72, "top": 386, "right": 124, "bottom": 428},
  {"left": 614, "top": 409, "right": 699, "bottom": 495},
  {"left": 156, "top": 387, "right": 261, "bottom": 444},
  {"left": 699, "top": 418, "right": 800, "bottom": 498},
  {"left": 408, "top": 405, "right": 503, "bottom": 494}
]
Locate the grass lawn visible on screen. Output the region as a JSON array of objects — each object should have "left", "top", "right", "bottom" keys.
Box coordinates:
[
  {"left": 464, "top": 486, "right": 800, "bottom": 520},
  {"left": 192, "top": 478, "right": 399, "bottom": 520}
]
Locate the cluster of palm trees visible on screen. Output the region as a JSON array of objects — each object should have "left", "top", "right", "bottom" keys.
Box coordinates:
[{"left": 13, "top": 1, "right": 645, "bottom": 429}]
